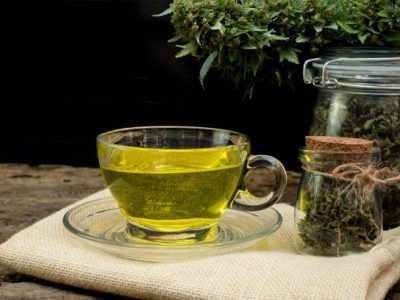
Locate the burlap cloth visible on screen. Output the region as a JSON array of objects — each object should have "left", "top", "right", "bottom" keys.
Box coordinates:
[{"left": 0, "top": 189, "right": 399, "bottom": 300}]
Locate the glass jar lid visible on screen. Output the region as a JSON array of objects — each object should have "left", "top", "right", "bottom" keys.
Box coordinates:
[{"left": 303, "top": 48, "right": 400, "bottom": 94}]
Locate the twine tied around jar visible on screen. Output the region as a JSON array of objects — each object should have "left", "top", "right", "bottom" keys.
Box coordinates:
[{"left": 303, "top": 163, "right": 400, "bottom": 196}]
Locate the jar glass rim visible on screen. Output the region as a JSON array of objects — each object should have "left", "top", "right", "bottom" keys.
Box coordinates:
[
  {"left": 312, "top": 48, "right": 400, "bottom": 73},
  {"left": 299, "top": 147, "right": 381, "bottom": 161}
]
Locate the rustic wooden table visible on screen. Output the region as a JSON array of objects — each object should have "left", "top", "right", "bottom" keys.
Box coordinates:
[{"left": 0, "top": 164, "right": 398, "bottom": 299}]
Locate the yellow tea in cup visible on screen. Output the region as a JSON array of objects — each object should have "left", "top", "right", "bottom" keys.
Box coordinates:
[
  {"left": 101, "top": 148, "right": 244, "bottom": 232},
  {"left": 97, "top": 126, "right": 287, "bottom": 243}
]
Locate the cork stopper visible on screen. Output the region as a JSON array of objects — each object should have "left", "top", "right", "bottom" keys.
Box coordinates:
[
  {"left": 305, "top": 136, "right": 376, "bottom": 163},
  {"left": 305, "top": 136, "right": 373, "bottom": 152}
]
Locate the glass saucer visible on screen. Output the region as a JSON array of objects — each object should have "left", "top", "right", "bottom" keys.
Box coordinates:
[{"left": 63, "top": 196, "right": 282, "bottom": 262}]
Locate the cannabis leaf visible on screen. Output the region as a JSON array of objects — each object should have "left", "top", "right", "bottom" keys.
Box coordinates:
[
  {"left": 337, "top": 21, "right": 359, "bottom": 34},
  {"left": 279, "top": 47, "right": 300, "bottom": 64},
  {"left": 152, "top": 6, "right": 173, "bottom": 17},
  {"left": 199, "top": 51, "right": 218, "bottom": 88}
]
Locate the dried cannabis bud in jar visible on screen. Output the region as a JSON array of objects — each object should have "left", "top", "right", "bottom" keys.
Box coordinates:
[{"left": 295, "top": 136, "right": 382, "bottom": 256}]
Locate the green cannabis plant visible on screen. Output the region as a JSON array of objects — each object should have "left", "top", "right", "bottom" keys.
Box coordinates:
[{"left": 158, "top": 0, "right": 400, "bottom": 98}]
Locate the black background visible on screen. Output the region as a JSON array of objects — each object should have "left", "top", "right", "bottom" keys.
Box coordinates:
[{"left": 4, "top": 0, "right": 317, "bottom": 170}]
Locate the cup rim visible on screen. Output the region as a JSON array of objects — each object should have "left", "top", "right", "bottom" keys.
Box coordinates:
[{"left": 96, "top": 125, "right": 250, "bottom": 150}]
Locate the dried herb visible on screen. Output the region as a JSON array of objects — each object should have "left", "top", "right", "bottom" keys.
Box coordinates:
[
  {"left": 298, "top": 174, "right": 380, "bottom": 255},
  {"left": 310, "top": 95, "right": 400, "bottom": 228},
  {"left": 158, "top": 0, "right": 400, "bottom": 98}
]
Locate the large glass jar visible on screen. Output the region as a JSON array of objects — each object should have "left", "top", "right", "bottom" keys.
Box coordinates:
[
  {"left": 295, "top": 148, "right": 382, "bottom": 256},
  {"left": 303, "top": 48, "right": 400, "bottom": 229}
]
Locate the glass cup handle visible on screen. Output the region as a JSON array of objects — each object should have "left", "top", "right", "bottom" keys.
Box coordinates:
[{"left": 232, "top": 155, "right": 287, "bottom": 211}]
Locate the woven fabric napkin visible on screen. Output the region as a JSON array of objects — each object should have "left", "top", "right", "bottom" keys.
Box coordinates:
[{"left": 0, "top": 189, "right": 399, "bottom": 300}]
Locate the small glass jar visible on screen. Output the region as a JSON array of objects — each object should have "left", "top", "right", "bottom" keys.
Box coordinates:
[
  {"left": 294, "top": 148, "right": 382, "bottom": 256},
  {"left": 303, "top": 47, "right": 400, "bottom": 229}
]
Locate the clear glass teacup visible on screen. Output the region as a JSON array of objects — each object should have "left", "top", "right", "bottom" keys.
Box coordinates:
[{"left": 97, "top": 126, "right": 287, "bottom": 243}]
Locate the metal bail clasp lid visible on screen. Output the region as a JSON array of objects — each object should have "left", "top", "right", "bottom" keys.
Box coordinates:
[{"left": 303, "top": 56, "right": 400, "bottom": 90}]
